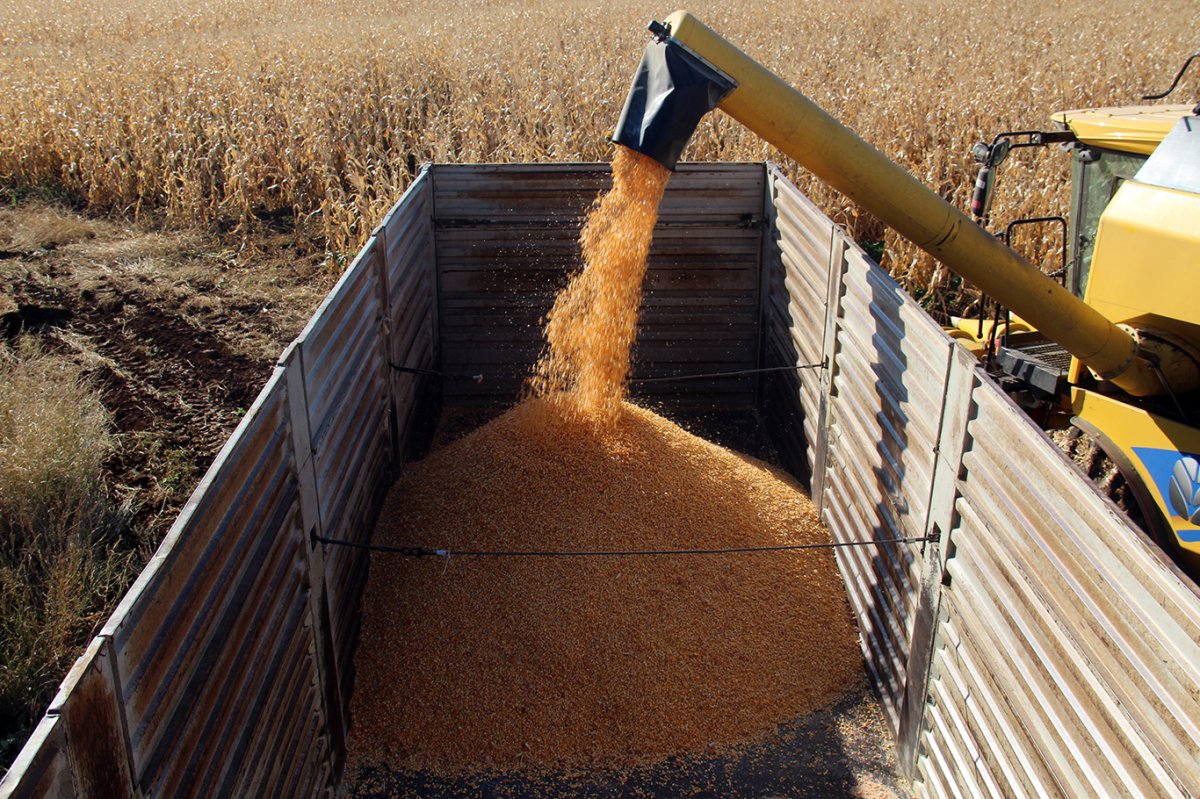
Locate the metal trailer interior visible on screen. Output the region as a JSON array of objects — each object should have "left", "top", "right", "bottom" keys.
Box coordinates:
[{"left": 2, "top": 163, "right": 1198, "bottom": 799}]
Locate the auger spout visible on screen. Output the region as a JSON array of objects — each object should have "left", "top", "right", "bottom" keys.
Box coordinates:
[{"left": 611, "top": 21, "right": 736, "bottom": 170}]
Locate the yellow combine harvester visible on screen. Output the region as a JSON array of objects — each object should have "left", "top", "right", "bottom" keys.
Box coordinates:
[
  {"left": 959, "top": 102, "right": 1200, "bottom": 573},
  {"left": 613, "top": 12, "right": 1200, "bottom": 577}
]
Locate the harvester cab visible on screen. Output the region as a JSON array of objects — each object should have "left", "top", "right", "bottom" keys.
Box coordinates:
[
  {"left": 956, "top": 73, "right": 1200, "bottom": 571},
  {"left": 952, "top": 105, "right": 1194, "bottom": 355},
  {"left": 613, "top": 15, "right": 1200, "bottom": 578}
]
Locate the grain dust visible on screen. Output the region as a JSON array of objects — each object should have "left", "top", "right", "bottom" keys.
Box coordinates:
[
  {"left": 529, "top": 147, "right": 671, "bottom": 424},
  {"left": 348, "top": 399, "right": 862, "bottom": 774}
]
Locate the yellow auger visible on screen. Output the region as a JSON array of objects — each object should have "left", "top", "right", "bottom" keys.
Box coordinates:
[{"left": 612, "top": 10, "right": 1196, "bottom": 399}]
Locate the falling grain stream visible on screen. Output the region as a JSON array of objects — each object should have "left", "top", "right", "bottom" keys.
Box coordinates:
[{"left": 348, "top": 148, "right": 883, "bottom": 794}]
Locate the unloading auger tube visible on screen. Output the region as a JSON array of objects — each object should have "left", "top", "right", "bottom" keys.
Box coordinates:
[{"left": 614, "top": 11, "right": 1195, "bottom": 398}]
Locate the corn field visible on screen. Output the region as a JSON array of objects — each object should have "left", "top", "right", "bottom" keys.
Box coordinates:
[{"left": 1, "top": 0, "right": 1195, "bottom": 294}]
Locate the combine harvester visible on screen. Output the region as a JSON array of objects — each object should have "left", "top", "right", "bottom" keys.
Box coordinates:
[{"left": 2, "top": 11, "right": 1198, "bottom": 799}]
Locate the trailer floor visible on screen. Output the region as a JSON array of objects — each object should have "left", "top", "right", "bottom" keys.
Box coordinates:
[{"left": 345, "top": 682, "right": 904, "bottom": 799}]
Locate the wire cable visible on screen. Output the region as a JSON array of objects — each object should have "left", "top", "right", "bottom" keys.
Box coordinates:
[
  {"left": 629, "top": 362, "right": 825, "bottom": 384},
  {"left": 390, "top": 363, "right": 484, "bottom": 382},
  {"left": 391, "top": 361, "right": 826, "bottom": 385},
  {"left": 312, "top": 533, "right": 934, "bottom": 558}
]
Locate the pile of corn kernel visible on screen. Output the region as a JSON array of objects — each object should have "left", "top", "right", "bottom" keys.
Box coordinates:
[{"left": 348, "top": 399, "right": 860, "bottom": 774}]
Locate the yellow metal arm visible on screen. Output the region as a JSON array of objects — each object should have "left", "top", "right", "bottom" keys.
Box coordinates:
[{"left": 660, "top": 10, "right": 1164, "bottom": 397}]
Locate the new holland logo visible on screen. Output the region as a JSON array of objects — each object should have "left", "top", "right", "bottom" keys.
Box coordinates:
[
  {"left": 1170, "top": 456, "right": 1200, "bottom": 525},
  {"left": 1132, "top": 447, "right": 1200, "bottom": 543}
]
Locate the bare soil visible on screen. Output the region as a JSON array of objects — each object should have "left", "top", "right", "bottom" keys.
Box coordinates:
[
  {"left": 0, "top": 200, "right": 336, "bottom": 768},
  {"left": 0, "top": 201, "right": 335, "bottom": 536}
]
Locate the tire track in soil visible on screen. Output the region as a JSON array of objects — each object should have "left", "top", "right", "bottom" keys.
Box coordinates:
[{"left": 11, "top": 278, "right": 269, "bottom": 523}]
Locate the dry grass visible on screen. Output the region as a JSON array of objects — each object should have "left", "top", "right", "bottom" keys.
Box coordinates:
[
  {"left": 1, "top": 0, "right": 1195, "bottom": 293},
  {"left": 2, "top": 214, "right": 98, "bottom": 254},
  {"left": 0, "top": 339, "right": 135, "bottom": 765}
]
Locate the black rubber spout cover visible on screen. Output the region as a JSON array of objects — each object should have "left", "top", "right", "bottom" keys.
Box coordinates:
[{"left": 612, "top": 36, "right": 737, "bottom": 170}]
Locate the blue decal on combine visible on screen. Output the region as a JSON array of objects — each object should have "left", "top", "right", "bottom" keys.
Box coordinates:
[{"left": 1132, "top": 447, "right": 1200, "bottom": 542}]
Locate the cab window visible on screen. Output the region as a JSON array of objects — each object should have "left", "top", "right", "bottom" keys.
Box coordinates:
[{"left": 1069, "top": 148, "right": 1146, "bottom": 297}]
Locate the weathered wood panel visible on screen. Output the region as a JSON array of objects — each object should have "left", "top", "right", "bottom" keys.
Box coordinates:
[{"left": 432, "top": 162, "right": 766, "bottom": 410}]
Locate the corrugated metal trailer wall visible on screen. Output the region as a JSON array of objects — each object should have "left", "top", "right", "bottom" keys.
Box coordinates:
[
  {"left": 926, "top": 387, "right": 1200, "bottom": 797},
  {"left": 0, "top": 168, "right": 440, "bottom": 798},
  {"left": 432, "top": 163, "right": 765, "bottom": 410},
  {"left": 762, "top": 164, "right": 1200, "bottom": 798}
]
